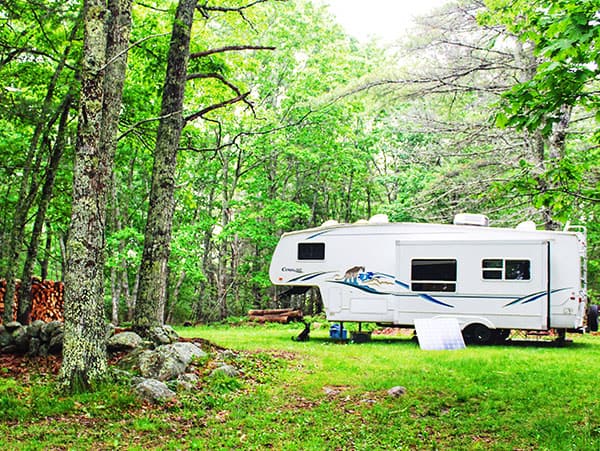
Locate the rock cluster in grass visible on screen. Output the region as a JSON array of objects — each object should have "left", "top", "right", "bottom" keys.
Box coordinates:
[
  {"left": 110, "top": 326, "right": 242, "bottom": 403},
  {"left": 0, "top": 320, "right": 64, "bottom": 356},
  {"left": 0, "top": 321, "right": 243, "bottom": 403}
]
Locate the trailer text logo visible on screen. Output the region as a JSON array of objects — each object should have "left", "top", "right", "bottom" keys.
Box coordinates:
[{"left": 282, "top": 267, "right": 303, "bottom": 274}]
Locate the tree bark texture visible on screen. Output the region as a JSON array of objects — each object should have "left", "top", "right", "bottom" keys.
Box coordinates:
[
  {"left": 135, "top": 0, "right": 198, "bottom": 330},
  {"left": 59, "top": 0, "right": 109, "bottom": 391}
]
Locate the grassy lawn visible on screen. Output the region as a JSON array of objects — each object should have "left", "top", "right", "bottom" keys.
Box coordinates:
[{"left": 2, "top": 322, "right": 600, "bottom": 450}]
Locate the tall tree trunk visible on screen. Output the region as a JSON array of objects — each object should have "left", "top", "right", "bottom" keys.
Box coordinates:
[
  {"left": 17, "top": 94, "right": 73, "bottom": 324},
  {"left": 135, "top": 0, "right": 198, "bottom": 330},
  {"left": 40, "top": 222, "right": 52, "bottom": 280},
  {"left": 110, "top": 266, "right": 122, "bottom": 326},
  {"left": 541, "top": 104, "right": 572, "bottom": 231},
  {"left": 103, "top": 0, "right": 133, "bottom": 327},
  {"left": 59, "top": 0, "right": 110, "bottom": 391}
]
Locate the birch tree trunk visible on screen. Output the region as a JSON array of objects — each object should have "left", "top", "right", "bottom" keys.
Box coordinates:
[
  {"left": 103, "top": 0, "right": 133, "bottom": 326},
  {"left": 134, "top": 0, "right": 198, "bottom": 331},
  {"left": 59, "top": 0, "right": 110, "bottom": 391}
]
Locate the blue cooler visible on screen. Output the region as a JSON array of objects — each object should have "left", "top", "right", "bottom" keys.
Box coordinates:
[{"left": 329, "top": 324, "right": 347, "bottom": 340}]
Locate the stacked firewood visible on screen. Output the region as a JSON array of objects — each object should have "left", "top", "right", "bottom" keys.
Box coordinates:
[
  {"left": 248, "top": 308, "right": 303, "bottom": 324},
  {"left": 0, "top": 278, "right": 64, "bottom": 322}
]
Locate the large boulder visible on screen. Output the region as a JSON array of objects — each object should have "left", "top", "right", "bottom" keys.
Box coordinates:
[
  {"left": 135, "top": 378, "right": 176, "bottom": 403},
  {"left": 138, "top": 342, "right": 206, "bottom": 381},
  {"left": 108, "top": 331, "right": 144, "bottom": 352}
]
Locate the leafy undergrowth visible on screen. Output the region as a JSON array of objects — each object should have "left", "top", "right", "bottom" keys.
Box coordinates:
[{"left": 2, "top": 324, "right": 600, "bottom": 450}]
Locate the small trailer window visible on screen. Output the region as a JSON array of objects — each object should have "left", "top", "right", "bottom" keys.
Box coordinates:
[
  {"left": 482, "top": 259, "right": 530, "bottom": 280},
  {"left": 411, "top": 259, "right": 457, "bottom": 292},
  {"left": 298, "top": 243, "right": 325, "bottom": 260}
]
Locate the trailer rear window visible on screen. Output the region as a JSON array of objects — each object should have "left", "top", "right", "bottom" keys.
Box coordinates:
[
  {"left": 298, "top": 243, "right": 325, "bottom": 260},
  {"left": 482, "top": 259, "right": 530, "bottom": 280},
  {"left": 411, "top": 259, "right": 457, "bottom": 292}
]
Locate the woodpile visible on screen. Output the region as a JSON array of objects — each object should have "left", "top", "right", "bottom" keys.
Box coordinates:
[
  {"left": 0, "top": 278, "right": 64, "bottom": 322},
  {"left": 248, "top": 308, "right": 303, "bottom": 324}
]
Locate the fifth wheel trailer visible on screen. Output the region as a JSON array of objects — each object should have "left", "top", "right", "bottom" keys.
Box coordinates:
[{"left": 269, "top": 215, "right": 590, "bottom": 344}]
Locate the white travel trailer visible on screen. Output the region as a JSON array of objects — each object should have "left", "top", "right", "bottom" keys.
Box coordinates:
[{"left": 269, "top": 214, "right": 590, "bottom": 344}]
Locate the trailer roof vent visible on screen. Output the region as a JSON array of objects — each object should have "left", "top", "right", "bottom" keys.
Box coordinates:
[
  {"left": 453, "top": 213, "right": 489, "bottom": 227},
  {"left": 516, "top": 220, "right": 536, "bottom": 231},
  {"left": 321, "top": 219, "right": 339, "bottom": 227},
  {"left": 369, "top": 214, "right": 389, "bottom": 224}
]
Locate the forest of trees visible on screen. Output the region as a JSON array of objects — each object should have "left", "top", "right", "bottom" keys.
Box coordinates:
[{"left": 0, "top": 0, "right": 598, "bottom": 386}]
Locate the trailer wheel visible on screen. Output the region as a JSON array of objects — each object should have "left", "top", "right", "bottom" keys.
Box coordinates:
[
  {"left": 588, "top": 305, "right": 599, "bottom": 332},
  {"left": 462, "top": 323, "right": 493, "bottom": 345}
]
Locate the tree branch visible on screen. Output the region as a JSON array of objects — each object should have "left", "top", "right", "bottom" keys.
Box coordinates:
[
  {"left": 187, "top": 72, "right": 242, "bottom": 94},
  {"left": 185, "top": 92, "right": 251, "bottom": 122},
  {"left": 117, "top": 111, "right": 181, "bottom": 141},
  {"left": 101, "top": 33, "right": 170, "bottom": 71},
  {"left": 190, "top": 45, "right": 275, "bottom": 59}
]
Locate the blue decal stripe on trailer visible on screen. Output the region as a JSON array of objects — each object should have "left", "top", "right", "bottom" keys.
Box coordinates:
[
  {"left": 329, "top": 280, "right": 455, "bottom": 308},
  {"left": 503, "top": 288, "right": 572, "bottom": 307},
  {"left": 287, "top": 271, "right": 334, "bottom": 282},
  {"left": 306, "top": 230, "right": 330, "bottom": 240},
  {"left": 415, "top": 293, "right": 455, "bottom": 308},
  {"left": 394, "top": 280, "right": 409, "bottom": 289}
]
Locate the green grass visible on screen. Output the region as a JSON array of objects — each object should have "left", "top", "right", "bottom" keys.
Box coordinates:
[{"left": 2, "top": 323, "right": 600, "bottom": 449}]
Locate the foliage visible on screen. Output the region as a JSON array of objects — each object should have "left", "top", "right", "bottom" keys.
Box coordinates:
[{"left": 481, "top": 0, "right": 600, "bottom": 137}]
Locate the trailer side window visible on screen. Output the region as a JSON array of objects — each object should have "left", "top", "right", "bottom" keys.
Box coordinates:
[
  {"left": 411, "top": 259, "right": 457, "bottom": 292},
  {"left": 506, "top": 260, "right": 530, "bottom": 280},
  {"left": 298, "top": 243, "right": 325, "bottom": 260},
  {"left": 482, "top": 259, "right": 530, "bottom": 280},
  {"left": 482, "top": 259, "right": 503, "bottom": 280}
]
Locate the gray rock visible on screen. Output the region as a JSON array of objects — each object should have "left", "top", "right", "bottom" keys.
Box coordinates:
[
  {"left": 41, "top": 321, "right": 63, "bottom": 342},
  {"left": 138, "top": 342, "right": 207, "bottom": 381},
  {"left": 176, "top": 373, "right": 199, "bottom": 391},
  {"left": 0, "top": 329, "right": 13, "bottom": 348},
  {"left": 220, "top": 349, "right": 238, "bottom": 360},
  {"left": 105, "top": 323, "right": 116, "bottom": 340},
  {"left": 28, "top": 337, "right": 41, "bottom": 356},
  {"left": 12, "top": 326, "right": 30, "bottom": 353},
  {"left": 211, "top": 364, "right": 239, "bottom": 378},
  {"left": 4, "top": 321, "right": 22, "bottom": 333},
  {"left": 107, "top": 331, "right": 144, "bottom": 352},
  {"left": 135, "top": 378, "right": 176, "bottom": 403},
  {"left": 27, "top": 320, "right": 45, "bottom": 338},
  {"left": 138, "top": 349, "right": 183, "bottom": 381},
  {"left": 38, "top": 343, "right": 49, "bottom": 357},
  {"left": 169, "top": 342, "right": 206, "bottom": 363},
  {"left": 0, "top": 345, "right": 17, "bottom": 354},
  {"left": 147, "top": 325, "right": 180, "bottom": 346},
  {"left": 387, "top": 386, "right": 407, "bottom": 397},
  {"left": 48, "top": 332, "right": 63, "bottom": 354}
]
